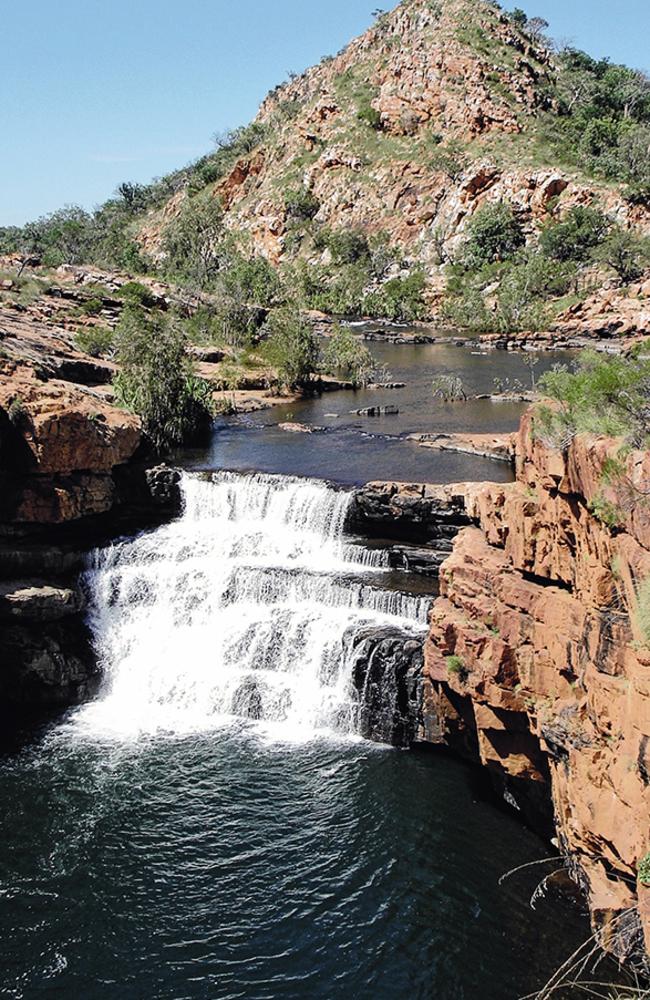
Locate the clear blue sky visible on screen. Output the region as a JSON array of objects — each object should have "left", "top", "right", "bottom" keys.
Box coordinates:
[{"left": 2, "top": 0, "right": 648, "bottom": 227}]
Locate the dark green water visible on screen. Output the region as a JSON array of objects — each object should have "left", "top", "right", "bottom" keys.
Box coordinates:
[{"left": 0, "top": 724, "right": 588, "bottom": 1000}]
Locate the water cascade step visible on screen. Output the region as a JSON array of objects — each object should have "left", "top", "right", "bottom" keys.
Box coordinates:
[{"left": 81, "top": 471, "right": 430, "bottom": 739}]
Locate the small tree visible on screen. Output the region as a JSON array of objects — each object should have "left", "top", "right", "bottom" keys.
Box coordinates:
[
  {"left": 429, "top": 140, "right": 469, "bottom": 181},
  {"left": 522, "top": 353, "right": 540, "bottom": 390},
  {"left": 284, "top": 188, "right": 321, "bottom": 224},
  {"left": 526, "top": 16, "right": 549, "bottom": 43},
  {"left": 460, "top": 202, "right": 525, "bottom": 268},
  {"left": 116, "top": 182, "right": 148, "bottom": 214},
  {"left": 321, "top": 325, "right": 376, "bottom": 387},
  {"left": 596, "top": 228, "right": 650, "bottom": 283},
  {"left": 363, "top": 270, "right": 428, "bottom": 322},
  {"left": 264, "top": 308, "right": 319, "bottom": 389},
  {"left": 539, "top": 205, "right": 611, "bottom": 263},
  {"left": 162, "top": 196, "right": 225, "bottom": 288},
  {"left": 114, "top": 307, "right": 214, "bottom": 451},
  {"left": 432, "top": 373, "right": 467, "bottom": 401}
]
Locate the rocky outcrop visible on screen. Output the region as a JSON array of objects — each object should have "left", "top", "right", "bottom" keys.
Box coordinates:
[
  {"left": 416, "top": 414, "right": 650, "bottom": 966},
  {"left": 350, "top": 416, "right": 650, "bottom": 967},
  {"left": 552, "top": 272, "right": 650, "bottom": 341},
  {"left": 350, "top": 625, "right": 424, "bottom": 746},
  {"left": 0, "top": 617, "right": 100, "bottom": 708},
  {"left": 408, "top": 431, "right": 515, "bottom": 462},
  {"left": 0, "top": 303, "right": 184, "bottom": 714},
  {"left": 348, "top": 479, "right": 476, "bottom": 542}
]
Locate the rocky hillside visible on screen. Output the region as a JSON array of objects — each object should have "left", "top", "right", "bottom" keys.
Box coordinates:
[{"left": 140, "top": 0, "right": 649, "bottom": 273}]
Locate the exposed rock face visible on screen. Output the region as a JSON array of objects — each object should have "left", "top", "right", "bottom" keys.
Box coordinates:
[
  {"left": 348, "top": 480, "right": 475, "bottom": 542},
  {"left": 418, "top": 413, "right": 650, "bottom": 965},
  {"left": 0, "top": 617, "right": 100, "bottom": 708},
  {"left": 552, "top": 274, "right": 650, "bottom": 341},
  {"left": 350, "top": 625, "right": 424, "bottom": 747},
  {"left": 0, "top": 307, "right": 183, "bottom": 714},
  {"left": 350, "top": 417, "right": 650, "bottom": 965},
  {"left": 139, "top": 0, "right": 648, "bottom": 278}
]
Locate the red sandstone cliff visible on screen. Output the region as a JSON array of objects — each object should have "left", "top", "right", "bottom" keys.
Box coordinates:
[{"left": 422, "top": 412, "right": 650, "bottom": 963}]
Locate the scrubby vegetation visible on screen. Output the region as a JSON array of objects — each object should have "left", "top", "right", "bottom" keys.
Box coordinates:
[
  {"left": 74, "top": 326, "right": 114, "bottom": 359},
  {"left": 443, "top": 201, "right": 649, "bottom": 334},
  {"left": 445, "top": 655, "right": 469, "bottom": 682},
  {"left": 320, "top": 325, "right": 377, "bottom": 386},
  {"left": 113, "top": 307, "right": 214, "bottom": 452},
  {"left": 534, "top": 348, "right": 650, "bottom": 449},
  {"left": 548, "top": 49, "right": 650, "bottom": 204},
  {"left": 262, "top": 308, "right": 319, "bottom": 390}
]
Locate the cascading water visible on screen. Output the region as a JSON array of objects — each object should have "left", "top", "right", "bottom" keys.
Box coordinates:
[{"left": 78, "top": 471, "right": 429, "bottom": 739}]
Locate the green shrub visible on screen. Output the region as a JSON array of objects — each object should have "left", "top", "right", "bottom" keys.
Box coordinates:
[
  {"left": 446, "top": 655, "right": 469, "bottom": 682},
  {"left": 78, "top": 297, "right": 104, "bottom": 316},
  {"left": 118, "top": 281, "right": 159, "bottom": 308},
  {"left": 535, "top": 349, "right": 650, "bottom": 449},
  {"left": 539, "top": 205, "right": 612, "bottom": 263},
  {"left": 368, "top": 232, "right": 403, "bottom": 280},
  {"left": 441, "top": 279, "right": 494, "bottom": 332},
  {"left": 490, "top": 253, "right": 575, "bottom": 332},
  {"left": 219, "top": 253, "right": 283, "bottom": 308},
  {"left": 7, "top": 396, "right": 26, "bottom": 427},
  {"left": 74, "top": 326, "right": 114, "bottom": 358},
  {"left": 162, "top": 195, "right": 225, "bottom": 288},
  {"left": 113, "top": 307, "right": 213, "bottom": 452},
  {"left": 284, "top": 188, "right": 321, "bottom": 224},
  {"left": 321, "top": 325, "right": 376, "bottom": 386},
  {"left": 429, "top": 139, "right": 468, "bottom": 181},
  {"left": 432, "top": 374, "right": 468, "bottom": 401},
  {"left": 263, "top": 308, "right": 319, "bottom": 389},
  {"left": 460, "top": 202, "right": 525, "bottom": 268},
  {"left": 314, "top": 227, "right": 370, "bottom": 265},
  {"left": 363, "top": 270, "right": 428, "bottom": 321},
  {"left": 357, "top": 100, "right": 382, "bottom": 130},
  {"left": 589, "top": 492, "right": 624, "bottom": 529},
  {"left": 638, "top": 851, "right": 650, "bottom": 884},
  {"left": 551, "top": 48, "right": 650, "bottom": 188},
  {"left": 596, "top": 228, "right": 650, "bottom": 283},
  {"left": 308, "top": 261, "right": 369, "bottom": 316}
]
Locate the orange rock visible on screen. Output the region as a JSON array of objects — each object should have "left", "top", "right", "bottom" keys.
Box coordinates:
[{"left": 423, "top": 410, "right": 650, "bottom": 965}]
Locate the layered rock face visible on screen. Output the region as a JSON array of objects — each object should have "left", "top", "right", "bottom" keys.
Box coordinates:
[
  {"left": 420, "top": 413, "right": 650, "bottom": 964},
  {"left": 0, "top": 311, "right": 182, "bottom": 711},
  {"left": 350, "top": 625, "right": 424, "bottom": 746},
  {"left": 139, "top": 0, "right": 649, "bottom": 279}
]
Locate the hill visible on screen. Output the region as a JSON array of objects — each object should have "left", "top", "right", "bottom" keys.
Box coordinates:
[{"left": 1, "top": 0, "right": 650, "bottom": 335}]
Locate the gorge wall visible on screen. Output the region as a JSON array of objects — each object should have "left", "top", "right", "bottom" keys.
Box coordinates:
[
  {"left": 353, "top": 417, "right": 650, "bottom": 968},
  {"left": 0, "top": 316, "right": 180, "bottom": 709}
]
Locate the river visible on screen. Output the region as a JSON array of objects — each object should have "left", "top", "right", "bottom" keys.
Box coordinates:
[{"left": 0, "top": 341, "right": 594, "bottom": 999}]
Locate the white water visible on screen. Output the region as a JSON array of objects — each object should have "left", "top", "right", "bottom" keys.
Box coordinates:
[{"left": 77, "top": 472, "right": 429, "bottom": 740}]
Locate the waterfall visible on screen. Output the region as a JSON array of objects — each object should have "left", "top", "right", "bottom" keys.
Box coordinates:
[{"left": 79, "top": 472, "right": 429, "bottom": 739}]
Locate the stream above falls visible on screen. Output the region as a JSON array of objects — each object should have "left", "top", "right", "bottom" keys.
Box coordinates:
[{"left": 180, "top": 340, "right": 578, "bottom": 485}]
